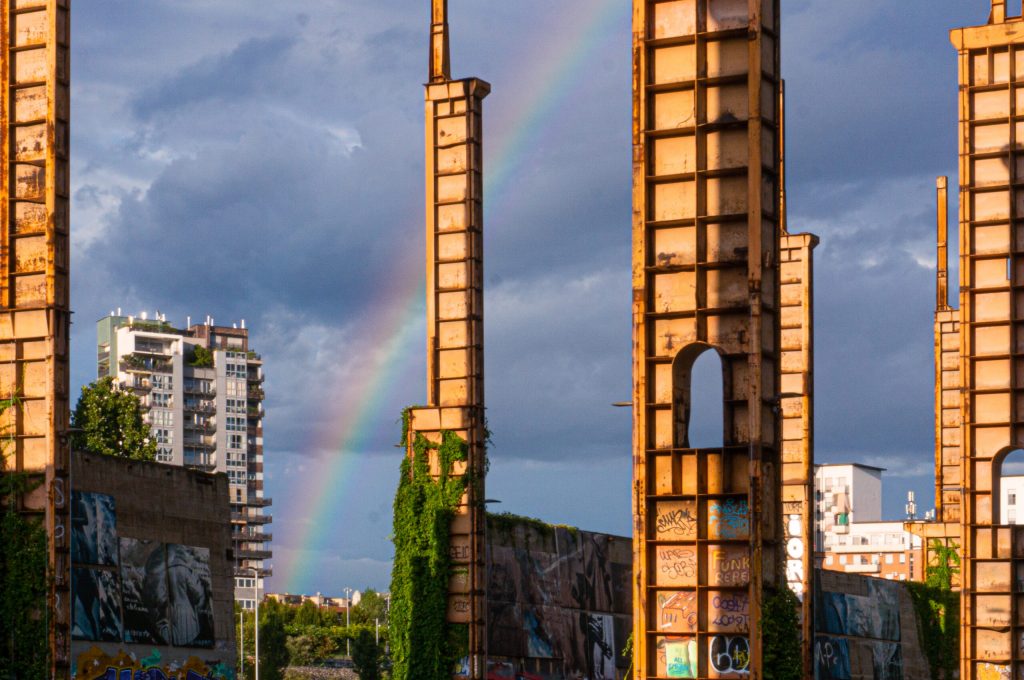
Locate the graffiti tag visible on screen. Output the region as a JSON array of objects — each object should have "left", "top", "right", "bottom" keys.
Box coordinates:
[
  {"left": 657, "top": 548, "right": 697, "bottom": 584},
  {"left": 708, "top": 499, "right": 749, "bottom": 540},
  {"left": 659, "top": 637, "right": 697, "bottom": 679},
  {"left": 710, "top": 548, "right": 750, "bottom": 587},
  {"left": 710, "top": 593, "right": 749, "bottom": 631},
  {"left": 656, "top": 502, "right": 697, "bottom": 539},
  {"left": 710, "top": 635, "right": 750, "bottom": 675},
  {"left": 784, "top": 514, "right": 805, "bottom": 598},
  {"left": 657, "top": 591, "right": 698, "bottom": 632}
]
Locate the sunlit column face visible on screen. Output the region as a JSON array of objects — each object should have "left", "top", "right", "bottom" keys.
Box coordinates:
[
  {"left": 632, "top": 1, "right": 781, "bottom": 677},
  {"left": 952, "top": 13, "right": 1024, "bottom": 678},
  {"left": 1, "top": 0, "right": 72, "bottom": 674}
]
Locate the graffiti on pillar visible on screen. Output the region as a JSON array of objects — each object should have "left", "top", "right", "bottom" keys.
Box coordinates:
[
  {"left": 977, "top": 663, "right": 1012, "bottom": 680},
  {"left": 709, "top": 635, "right": 750, "bottom": 676},
  {"left": 656, "top": 591, "right": 698, "bottom": 633},
  {"left": 656, "top": 547, "right": 698, "bottom": 586},
  {"left": 784, "top": 513, "right": 805, "bottom": 598},
  {"left": 709, "top": 546, "right": 750, "bottom": 587},
  {"left": 708, "top": 499, "right": 749, "bottom": 540},
  {"left": 657, "top": 636, "right": 697, "bottom": 678},
  {"left": 816, "top": 580, "right": 900, "bottom": 642},
  {"left": 655, "top": 500, "right": 698, "bottom": 540},
  {"left": 709, "top": 592, "right": 750, "bottom": 633}
]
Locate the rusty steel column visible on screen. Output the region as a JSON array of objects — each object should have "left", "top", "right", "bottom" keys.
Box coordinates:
[
  {"left": 0, "top": 0, "right": 72, "bottom": 676},
  {"left": 632, "top": 0, "right": 782, "bottom": 677},
  {"left": 934, "top": 176, "right": 962, "bottom": 526},
  {"left": 407, "top": 1, "right": 488, "bottom": 677},
  {"left": 951, "top": 6, "right": 1024, "bottom": 676},
  {"left": 778, "top": 231, "right": 816, "bottom": 678}
]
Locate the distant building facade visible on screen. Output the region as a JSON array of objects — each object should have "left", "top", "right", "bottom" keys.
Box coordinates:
[
  {"left": 816, "top": 463, "right": 923, "bottom": 581},
  {"left": 999, "top": 475, "right": 1024, "bottom": 524},
  {"left": 96, "top": 311, "right": 270, "bottom": 607}
]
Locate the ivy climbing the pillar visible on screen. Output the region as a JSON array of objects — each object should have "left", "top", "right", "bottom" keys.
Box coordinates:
[{"left": 389, "top": 411, "right": 471, "bottom": 680}]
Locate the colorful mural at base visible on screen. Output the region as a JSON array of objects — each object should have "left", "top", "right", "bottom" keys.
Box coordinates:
[
  {"left": 813, "top": 573, "right": 926, "bottom": 680},
  {"left": 73, "top": 646, "right": 235, "bottom": 680},
  {"left": 486, "top": 517, "right": 631, "bottom": 679}
]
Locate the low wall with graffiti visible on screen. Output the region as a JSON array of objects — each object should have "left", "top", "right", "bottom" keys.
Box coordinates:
[
  {"left": 70, "top": 451, "right": 237, "bottom": 680},
  {"left": 486, "top": 515, "right": 632, "bottom": 680},
  {"left": 814, "top": 570, "right": 929, "bottom": 680}
]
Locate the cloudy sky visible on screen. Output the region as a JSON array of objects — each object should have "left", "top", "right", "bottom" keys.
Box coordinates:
[{"left": 69, "top": 1, "right": 989, "bottom": 593}]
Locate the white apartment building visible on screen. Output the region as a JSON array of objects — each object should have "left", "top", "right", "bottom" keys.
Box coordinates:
[
  {"left": 97, "top": 311, "right": 270, "bottom": 607},
  {"left": 815, "top": 463, "right": 923, "bottom": 581},
  {"left": 814, "top": 463, "right": 883, "bottom": 551},
  {"left": 1000, "top": 474, "right": 1024, "bottom": 524}
]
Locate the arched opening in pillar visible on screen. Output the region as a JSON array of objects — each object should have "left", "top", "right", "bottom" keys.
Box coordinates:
[
  {"left": 996, "top": 448, "right": 1024, "bottom": 525},
  {"left": 672, "top": 344, "right": 727, "bottom": 449}
]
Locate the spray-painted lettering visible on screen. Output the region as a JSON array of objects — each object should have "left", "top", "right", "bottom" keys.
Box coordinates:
[
  {"left": 710, "top": 635, "right": 750, "bottom": 675},
  {"left": 657, "top": 591, "right": 698, "bottom": 632},
  {"left": 708, "top": 499, "right": 749, "bottom": 540}
]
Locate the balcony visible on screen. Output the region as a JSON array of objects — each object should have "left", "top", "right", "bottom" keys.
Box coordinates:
[
  {"left": 235, "top": 531, "right": 272, "bottom": 542},
  {"left": 247, "top": 372, "right": 265, "bottom": 384},
  {"left": 236, "top": 548, "right": 273, "bottom": 560},
  {"left": 234, "top": 566, "right": 272, "bottom": 578},
  {"left": 184, "top": 402, "right": 216, "bottom": 414},
  {"left": 121, "top": 353, "right": 172, "bottom": 374},
  {"left": 184, "top": 420, "right": 216, "bottom": 434},
  {"left": 247, "top": 496, "right": 272, "bottom": 508},
  {"left": 182, "top": 437, "right": 215, "bottom": 450},
  {"left": 247, "top": 387, "right": 265, "bottom": 401},
  {"left": 184, "top": 384, "right": 216, "bottom": 396}
]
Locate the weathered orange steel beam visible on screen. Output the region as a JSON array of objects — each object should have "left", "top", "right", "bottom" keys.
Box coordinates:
[
  {"left": 632, "top": 0, "right": 783, "bottom": 677},
  {"left": 0, "top": 0, "right": 72, "bottom": 675},
  {"left": 407, "top": 1, "right": 489, "bottom": 676}
]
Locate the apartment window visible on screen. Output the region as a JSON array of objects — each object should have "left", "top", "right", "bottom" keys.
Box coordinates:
[
  {"left": 227, "top": 363, "right": 246, "bottom": 378},
  {"left": 152, "top": 410, "right": 174, "bottom": 427},
  {"left": 1010, "top": 509, "right": 1017, "bottom": 524},
  {"left": 226, "top": 417, "right": 246, "bottom": 432},
  {"left": 825, "top": 555, "right": 833, "bottom": 566},
  {"left": 226, "top": 398, "right": 245, "bottom": 414},
  {"left": 839, "top": 555, "right": 847, "bottom": 565},
  {"left": 229, "top": 434, "right": 244, "bottom": 450},
  {"left": 227, "top": 380, "right": 245, "bottom": 397},
  {"left": 155, "top": 429, "right": 171, "bottom": 444},
  {"left": 156, "top": 447, "right": 172, "bottom": 463},
  {"left": 900, "top": 554, "right": 906, "bottom": 564},
  {"left": 152, "top": 392, "right": 172, "bottom": 408},
  {"left": 1010, "top": 493, "right": 1018, "bottom": 506},
  {"left": 885, "top": 554, "right": 894, "bottom": 565}
]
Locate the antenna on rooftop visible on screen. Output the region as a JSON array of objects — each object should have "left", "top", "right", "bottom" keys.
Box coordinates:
[{"left": 905, "top": 491, "right": 917, "bottom": 521}]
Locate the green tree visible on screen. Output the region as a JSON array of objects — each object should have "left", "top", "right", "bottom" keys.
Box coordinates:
[
  {"left": 293, "top": 600, "right": 321, "bottom": 627},
  {"left": 351, "top": 589, "right": 387, "bottom": 626},
  {"left": 286, "top": 634, "right": 317, "bottom": 666},
  {"left": 351, "top": 629, "right": 381, "bottom": 680},
  {"left": 71, "top": 377, "right": 157, "bottom": 461},
  {"left": 190, "top": 345, "right": 213, "bottom": 368},
  {"left": 259, "top": 600, "right": 290, "bottom": 680}
]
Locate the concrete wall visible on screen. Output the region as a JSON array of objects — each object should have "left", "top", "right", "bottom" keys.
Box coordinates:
[
  {"left": 814, "top": 570, "right": 930, "bottom": 680},
  {"left": 71, "top": 451, "right": 236, "bottom": 680},
  {"left": 485, "top": 516, "right": 631, "bottom": 680}
]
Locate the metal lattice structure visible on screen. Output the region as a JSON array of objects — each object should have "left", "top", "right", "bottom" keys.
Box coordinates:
[
  {"left": 0, "top": 0, "right": 71, "bottom": 675},
  {"left": 631, "top": 1, "right": 785, "bottom": 677},
  {"left": 950, "top": 2, "right": 1024, "bottom": 674},
  {"left": 405, "top": 1, "right": 489, "bottom": 676}
]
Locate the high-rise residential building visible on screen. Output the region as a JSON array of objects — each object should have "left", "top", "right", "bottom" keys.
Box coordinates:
[{"left": 96, "top": 311, "right": 270, "bottom": 607}]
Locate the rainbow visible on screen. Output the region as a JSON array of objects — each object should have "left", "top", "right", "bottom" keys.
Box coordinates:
[{"left": 277, "top": 0, "right": 628, "bottom": 594}]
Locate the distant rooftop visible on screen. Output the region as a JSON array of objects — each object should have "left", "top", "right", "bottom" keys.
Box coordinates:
[{"left": 814, "top": 462, "right": 886, "bottom": 473}]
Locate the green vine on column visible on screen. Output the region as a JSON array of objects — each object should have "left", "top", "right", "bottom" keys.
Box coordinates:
[
  {"left": 390, "top": 410, "right": 471, "bottom": 680},
  {"left": 0, "top": 396, "right": 48, "bottom": 678}
]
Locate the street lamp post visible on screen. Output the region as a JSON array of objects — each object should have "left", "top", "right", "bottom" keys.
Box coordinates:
[
  {"left": 344, "top": 587, "right": 353, "bottom": 658},
  {"left": 242, "top": 568, "right": 261, "bottom": 680}
]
